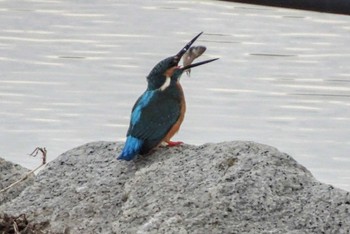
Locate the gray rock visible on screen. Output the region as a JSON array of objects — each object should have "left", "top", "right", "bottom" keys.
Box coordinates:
[
  {"left": 1, "top": 141, "right": 349, "bottom": 233},
  {"left": 0, "top": 157, "right": 35, "bottom": 205}
]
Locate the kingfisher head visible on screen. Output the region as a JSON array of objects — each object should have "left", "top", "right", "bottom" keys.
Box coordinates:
[{"left": 146, "top": 32, "right": 218, "bottom": 90}]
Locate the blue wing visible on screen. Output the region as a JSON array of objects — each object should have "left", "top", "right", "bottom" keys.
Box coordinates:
[{"left": 118, "top": 89, "right": 181, "bottom": 160}]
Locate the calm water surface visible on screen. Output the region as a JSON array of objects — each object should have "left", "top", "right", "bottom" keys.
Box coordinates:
[{"left": 0, "top": 0, "right": 349, "bottom": 191}]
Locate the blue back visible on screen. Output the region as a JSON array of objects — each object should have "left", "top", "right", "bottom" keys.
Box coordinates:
[{"left": 118, "top": 59, "right": 184, "bottom": 161}]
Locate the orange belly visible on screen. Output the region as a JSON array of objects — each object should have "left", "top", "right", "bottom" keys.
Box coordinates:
[{"left": 164, "top": 83, "right": 186, "bottom": 142}]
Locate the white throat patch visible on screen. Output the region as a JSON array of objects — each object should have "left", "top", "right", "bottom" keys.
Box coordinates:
[{"left": 159, "top": 76, "right": 171, "bottom": 91}]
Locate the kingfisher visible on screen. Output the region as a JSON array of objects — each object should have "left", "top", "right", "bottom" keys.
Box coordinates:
[{"left": 118, "top": 32, "right": 218, "bottom": 161}]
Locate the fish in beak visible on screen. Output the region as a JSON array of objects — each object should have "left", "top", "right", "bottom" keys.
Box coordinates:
[{"left": 182, "top": 46, "right": 207, "bottom": 76}]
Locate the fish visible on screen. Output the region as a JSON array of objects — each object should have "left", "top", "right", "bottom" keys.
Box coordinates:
[{"left": 182, "top": 46, "right": 207, "bottom": 76}]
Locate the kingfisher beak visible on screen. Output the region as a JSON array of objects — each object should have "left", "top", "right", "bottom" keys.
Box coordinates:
[
  {"left": 173, "top": 32, "right": 203, "bottom": 64},
  {"left": 181, "top": 58, "right": 219, "bottom": 71}
]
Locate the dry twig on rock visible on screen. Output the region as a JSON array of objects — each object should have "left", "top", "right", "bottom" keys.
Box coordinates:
[{"left": 0, "top": 147, "right": 47, "bottom": 194}]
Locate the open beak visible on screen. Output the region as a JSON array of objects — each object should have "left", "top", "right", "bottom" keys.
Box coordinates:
[
  {"left": 181, "top": 58, "right": 219, "bottom": 71},
  {"left": 172, "top": 32, "right": 219, "bottom": 71},
  {"left": 173, "top": 32, "right": 203, "bottom": 64}
]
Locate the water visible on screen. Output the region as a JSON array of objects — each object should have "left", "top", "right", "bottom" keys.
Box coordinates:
[{"left": 0, "top": 0, "right": 349, "bottom": 191}]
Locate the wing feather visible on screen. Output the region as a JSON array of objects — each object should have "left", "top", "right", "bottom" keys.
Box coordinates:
[{"left": 127, "top": 91, "right": 181, "bottom": 153}]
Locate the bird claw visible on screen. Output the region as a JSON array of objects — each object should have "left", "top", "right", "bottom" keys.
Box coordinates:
[{"left": 166, "top": 141, "right": 183, "bottom": 147}]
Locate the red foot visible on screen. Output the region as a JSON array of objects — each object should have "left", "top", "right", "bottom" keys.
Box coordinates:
[{"left": 166, "top": 141, "right": 183, "bottom": 147}]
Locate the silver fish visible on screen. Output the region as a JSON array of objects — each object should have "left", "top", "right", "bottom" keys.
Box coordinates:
[{"left": 182, "top": 46, "right": 206, "bottom": 76}]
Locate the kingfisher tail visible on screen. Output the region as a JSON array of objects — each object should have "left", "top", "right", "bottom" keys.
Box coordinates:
[{"left": 118, "top": 136, "right": 143, "bottom": 161}]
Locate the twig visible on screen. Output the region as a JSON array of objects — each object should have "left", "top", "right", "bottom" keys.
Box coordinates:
[
  {"left": 29, "top": 147, "right": 47, "bottom": 164},
  {"left": 0, "top": 147, "right": 47, "bottom": 194},
  {"left": 13, "top": 220, "right": 20, "bottom": 234}
]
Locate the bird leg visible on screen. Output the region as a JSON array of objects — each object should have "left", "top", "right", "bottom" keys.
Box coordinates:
[{"left": 165, "top": 141, "right": 183, "bottom": 147}]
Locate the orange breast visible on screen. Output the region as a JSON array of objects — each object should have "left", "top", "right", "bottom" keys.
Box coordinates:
[{"left": 163, "top": 82, "right": 186, "bottom": 142}]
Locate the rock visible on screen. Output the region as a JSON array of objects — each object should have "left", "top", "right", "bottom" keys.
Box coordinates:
[
  {"left": 0, "top": 157, "right": 35, "bottom": 205},
  {"left": 0, "top": 141, "right": 349, "bottom": 233}
]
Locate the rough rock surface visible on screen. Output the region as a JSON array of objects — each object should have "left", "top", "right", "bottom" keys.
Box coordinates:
[
  {"left": 0, "top": 157, "right": 35, "bottom": 205},
  {"left": 1, "top": 141, "right": 349, "bottom": 233}
]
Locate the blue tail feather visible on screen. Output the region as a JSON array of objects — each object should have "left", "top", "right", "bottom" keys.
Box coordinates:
[{"left": 118, "top": 136, "right": 143, "bottom": 161}]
